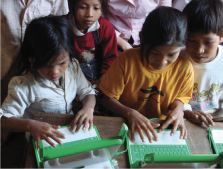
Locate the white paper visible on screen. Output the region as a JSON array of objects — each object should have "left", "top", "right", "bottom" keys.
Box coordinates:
[
  {"left": 211, "top": 129, "right": 223, "bottom": 143},
  {"left": 129, "top": 130, "right": 187, "bottom": 145}
]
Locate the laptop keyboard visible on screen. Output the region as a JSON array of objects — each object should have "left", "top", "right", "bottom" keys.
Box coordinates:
[
  {"left": 215, "top": 143, "right": 223, "bottom": 153},
  {"left": 130, "top": 145, "right": 191, "bottom": 163}
]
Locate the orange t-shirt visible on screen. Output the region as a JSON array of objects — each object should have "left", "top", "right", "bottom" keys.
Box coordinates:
[{"left": 99, "top": 48, "right": 194, "bottom": 119}]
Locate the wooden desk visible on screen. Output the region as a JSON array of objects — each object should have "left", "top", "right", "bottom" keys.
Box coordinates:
[{"left": 24, "top": 112, "right": 223, "bottom": 168}]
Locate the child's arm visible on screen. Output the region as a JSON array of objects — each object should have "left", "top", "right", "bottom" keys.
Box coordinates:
[
  {"left": 102, "top": 95, "right": 160, "bottom": 143},
  {"left": 1, "top": 116, "right": 65, "bottom": 150},
  {"left": 159, "top": 100, "right": 187, "bottom": 139},
  {"left": 117, "top": 36, "right": 133, "bottom": 51},
  {"left": 70, "top": 94, "right": 96, "bottom": 132},
  {"left": 184, "top": 110, "right": 214, "bottom": 126}
]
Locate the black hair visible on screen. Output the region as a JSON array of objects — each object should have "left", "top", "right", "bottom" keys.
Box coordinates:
[
  {"left": 140, "top": 6, "right": 187, "bottom": 64},
  {"left": 68, "top": 0, "right": 108, "bottom": 16},
  {"left": 183, "top": 0, "right": 223, "bottom": 36},
  {"left": 16, "top": 15, "right": 75, "bottom": 75}
]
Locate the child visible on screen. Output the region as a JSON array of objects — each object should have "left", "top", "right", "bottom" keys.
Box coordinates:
[
  {"left": 104, "top": 0, "right": 172, "bottom": 52},
  {"left": 67, "top": 0, "right": 118, "bottom": 85},
  {"left": 182, "top": 0, "right": 223, "bottom": 126},
  {"left": 98, "top": 6, "right": 194, "bottom": 142},
  {"left": 0, "top": 15, "right": 96, "bottom": 150}
]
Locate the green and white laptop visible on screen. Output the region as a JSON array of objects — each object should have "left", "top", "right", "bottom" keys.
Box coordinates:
[
  {"left": 126, "top": 129, "right": 192, "bottom": 168},
  {"left": 209, "top": 128, "right": 223, "bottom": 167},
  {"left": 33, "top": 123, "right": 128, "bottom": 168}
]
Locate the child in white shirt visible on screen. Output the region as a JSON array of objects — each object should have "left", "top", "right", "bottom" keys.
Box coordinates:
[
  {"left": 182, "top": 0, "right": 223, "bottom": 126},
  {"left": 0, "top": 15, "right": 96, "bottom": 149}
]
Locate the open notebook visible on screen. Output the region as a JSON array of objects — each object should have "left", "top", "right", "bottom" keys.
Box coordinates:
[
  {"left": 126, "top": 129, "right": 192, "bottom": 168},
  {"left": 33, "top": 124, "right": 128, "bottom": 168}
]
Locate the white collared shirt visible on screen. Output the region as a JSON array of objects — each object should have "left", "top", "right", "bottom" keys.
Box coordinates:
[
  {"left": 0, "top": 60, "right": 95, "bottom": 119},
  {"left": 73, "top": 20, "right": 100, "bottom": 36}
]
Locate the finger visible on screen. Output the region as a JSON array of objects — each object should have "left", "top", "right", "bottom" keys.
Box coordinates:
[
  {"left": 88, "top": 119, "right": 93, "bottom": 131},
  {"left": 179, "top": 125, "right": 185, "bottom": 139},
  {"left": 51, "top": 125, "right": 60, "bottom": 130},
  {"left": 140, "top": 123, "right": 153, "bottom": 142},
  {"left": 199, "top": 115, "right": 210, "bottom": 127},
  {"left": 36, "top": 138, "right": 40, "bottom": 151},
  {"left": 48, "top": 133, "right": 63, "bottom": 145},
  {"left": 43, "top": 136, "right": 56, "bottom": 148},
  {"left": 83, "top": 118, "right": 89, "bottom": 131},
  {"left": 205, "top": 114, "right": 214, "bottom": 126},
  {"left": 183, "top": 128, "right": 187, "bottom": 139},
  {"left": 170, "top": 121, "right": 179, "bottom": 136},
  {"left": 150, "top": 122, "right": 160, "bottom": 129},
  {"left": 144, "top": 129, "right": 152, "bottom": 143},
  {"left": 146, "top": 122, "right": 158, "bottom": 141},
  {"left": 131, "top": 124, "right": 136, "bottom": 142},
  {"left": 52, "top": 130, "right": 65, "bottom": 139},
  {"left": 75, "top": 116, "right": 85, "bottom": 133},
  {"left": 159, "top": 118, "right": 174, "bottom": 132},
  {"left": 70, "top": 115, "right": 81, "bottom": 131},
  {"left": 196, "top": 111, "right": 214, "bottom": 126},
  {"left": 136, "top": 125, "right": 145, "bottom": 142}
]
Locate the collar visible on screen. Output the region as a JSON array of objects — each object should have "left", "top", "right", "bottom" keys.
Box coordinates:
[{"left": 73, "top": 19, "right": 100, "bottom": 36}]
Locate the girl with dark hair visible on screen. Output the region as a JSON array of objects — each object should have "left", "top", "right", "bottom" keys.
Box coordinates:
[
  {"left": 0, "top": 15, "right": 96, "bottom": 150},
  {"left": 99, "top": 7, "right": 194, "bottom": 142}
]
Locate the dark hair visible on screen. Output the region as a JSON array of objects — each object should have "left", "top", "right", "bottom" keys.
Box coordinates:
[
  {"left": 140, "top": 6, "right": 187, "bottom": 64},
  {"left": 68, "top": 0, "right": 108, "bottom": 16},
  {"left": 16, "top": 15, "right": 75, "bottom": 75},
  {"left": 183, "top": 0, "right": 223, "bottom": 36}
]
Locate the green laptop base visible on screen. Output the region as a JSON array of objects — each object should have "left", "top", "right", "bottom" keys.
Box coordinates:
[{"left": 33, "top": 123, "right": 128, "bottom": 168}]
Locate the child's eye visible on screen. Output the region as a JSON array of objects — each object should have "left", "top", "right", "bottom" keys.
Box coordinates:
[
  {"left": 79, "top": 5, "right": 87, "bottom": 9},
  {"left": 168, "top": 53, "right": 177, "bottom": 57},
  {"left": 60, "top": 61, "right": 67, "bottom": 65},
  {"left": 94, "top": 7, "right": 100, "bottom": 11},
  {"left": 205, "top": 41, "right": 214, "bottom": 45},
  {"left": 151, "top": 51, "right": 159, "bottom": 55}
]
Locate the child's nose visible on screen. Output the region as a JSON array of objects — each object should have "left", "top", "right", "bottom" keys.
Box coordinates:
[
  {"left": 195, "top": 44, "right": 205, "bottom": 54},
  {"left": 86, "top": 8, "right": 93, "bottom": 17},
  {"left": 49, "top": 66, "right": 60, "bottom": 76},
  {"left": 159, "top": 56, "right": 167, "bottom": 66}
]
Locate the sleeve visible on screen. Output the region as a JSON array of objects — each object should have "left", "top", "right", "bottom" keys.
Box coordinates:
[
  {"left": 175, "top": 61, "right": 194, "bottom": 104},
  {"left": 159, "top": 0, "right": 172, "bottom": 7},
  {"left": 98, "top": 54, "right": 126, "bottom": 100},
  {"left": 115, "top": 30, "right": 121, "bottom": 38},
  {"left": 98, "top": 18, "right": 118, "bottom": 74},
  {"left": 51, "top": 0, "right": 69, "bottom": 15},
  {"left": 74, "top": 61, "right": 96, "bottom": 100},
  {"left": 0, "top": 77, "right": 33, "bottom": 119}
]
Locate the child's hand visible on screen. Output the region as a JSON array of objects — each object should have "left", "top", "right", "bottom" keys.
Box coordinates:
[
  {"left": 28, "top": 120, "right": 65, "bottom": 150},
  {"left": 159, "top": 109, "right": 187, "bottom": 139},
  {"left": 184, "top": 110, "right": 214, "bottom": 127},
  {"left": 127, "top": 109, "right": 160, "bottom": 143},
  {"left": 70, "top": 106, "right": 94, "bottom": 133}
]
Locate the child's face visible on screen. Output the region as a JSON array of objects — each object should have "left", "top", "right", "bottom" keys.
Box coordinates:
[
  {"left": 148, "top": 44, "right": 182, "bottom": 70},
  {"left": 186, "top": 32, "right": 222, "bottom": 63},
  {"left": 37, "top": 51, "right": 70, "bottom": 82},
  {"left": 75, "top": 0, "right": 101, "bottom": 33}
]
